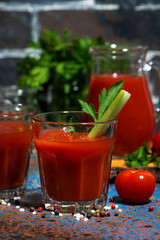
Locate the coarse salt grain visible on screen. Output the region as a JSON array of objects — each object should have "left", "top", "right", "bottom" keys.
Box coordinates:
[
  {"left": 7, "top": 203, "right": 11, "bottom": 206},
  {"left": 84, "top": 217, "right": 88, "bottom": 221},
  {"left": 118, "top": 209, "right": 122, "bottom": 212},
  {"left": 91, "top": 209, "right": 95, "bottom": 214},
  {"left": 2, "top": 200, "right": 7, "bottom": 205},
  {"left": 13, "top": 197, "right": 20, "bottom": 200},
  {"left": 59, "top": 213, "right": 63, "bottom": 217},
  {"left": 74, "top": 213, "right": 84, "bottom": 220},
  {"left": 20, "top": 208, "right": 25, "bottom": 212},
  {"left": 104, "top": 206, "right": 110, "bottom": 211},
  {"left": 115, "top": 205, "right": 119, "bottom": 209},
  {"left": 32, "top": 211, "right": 37, "bottom": 215},
  {"left": 16, "top": 205, "right": 20, "bottom": 209}
]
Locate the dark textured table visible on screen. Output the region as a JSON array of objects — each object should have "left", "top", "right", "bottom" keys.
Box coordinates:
[{"left": 0, "top": 157, "right": 160, "bottom": 240}]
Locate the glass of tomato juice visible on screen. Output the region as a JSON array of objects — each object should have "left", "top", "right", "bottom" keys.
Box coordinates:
[
  {"left": 0, "top": 105, "right": 36, "bottom": 200},
  {"left": 32, "top": 111, "right": 117, "bottom": 213}
]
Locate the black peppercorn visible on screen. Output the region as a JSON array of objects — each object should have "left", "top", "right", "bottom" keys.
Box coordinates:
[
  {"left": 30, "top": 207, "right": 35, "bottom": 212},
  {"left": 114, "top": 211, "right": 119, "bottom": 216},
  {"left": 55, "top": 210, "right": 60, "bottom": 216},
  {"left": 14, "top": 199, "right": 20, "bottom": 206},
  {"left": 109, "top": 197, "right": 115, "bottom": 202},
  {"left": 94, "top": 205, "right": 103, "bottom": 211},
  {"left": 87, "top": 211, "right": 92, "bottom": 219},
  {"left": 81, "top": 211, "right": 86, "bottom": 216},
  {"left": 99, "top": 211, "right": 107, "bottom": 217}
]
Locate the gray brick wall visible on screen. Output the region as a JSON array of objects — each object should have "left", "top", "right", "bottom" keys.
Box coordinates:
[{"left": 0, "top": 0, "right": 160, "bottom": 86}]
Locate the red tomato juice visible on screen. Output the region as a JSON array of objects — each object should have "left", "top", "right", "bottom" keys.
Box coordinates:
[
  {"left": 87, "top": 74, "right": 156, "bottom": 155},
  {"left": 34, "top": 129, "right": 115, "bottom": 202},
  {"left": 0, "top": 121, "right": 32, "bottom": 190}
]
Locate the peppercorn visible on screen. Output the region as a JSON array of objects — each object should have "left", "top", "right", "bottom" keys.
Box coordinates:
[
  {"left": 87, "top": 211, "right": 92, "bottom": 219},
  {"left": 96, "top": 212, "right": 100, "bottom": 217},
  {"left": 94, "top": 205, "right": 103, "bottom": 211},
  {"left": 38, "top": 207, "right": 43, "bottom": 212},
  {"left": 114, "top": 211, "right": 119, "bottom": 216},
  {"left": 30, "top": 207, "right": 35, "bottom": 212},
  {"left": 111, "top": 204, "right": 115, "bottom": 209},
  {"left": 41, "top": 214, "right": 46, "bottom": 218},
  {"left": 149, "top": 206, "right": 154, "bottom": 211},
  {"left": 106, "top": 211, "right": 111, "bottom": 217},
  {"left": 91, "top": 211, "right": 97, "bottom": 217},
  {"left": 55, "top": 210, "right": 60, "bottom": 216},
  {"left": 14, "top": 199, "right": 20, "bottom": 206},
  {"left": 99, "top": 211, "right": 107, "bottom": 217},
  {"left": 81, "top": 211, "right": 86, "bottom": 216},
  {"left": 109, "top": 197, "right": 115, "bottom": 202}
]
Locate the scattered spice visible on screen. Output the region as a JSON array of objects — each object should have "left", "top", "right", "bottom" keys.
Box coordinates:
[
  {"left": 42, "top": 213, "right": 46, "bottom": 218},
  {"left": 109, "top": 197, "right": 115, "bottom": 202},
  {"left": 14, "top": 199, "right": 20, "bottom": 206},
  {"left": 114, "top": 211, "right": 119, "bottom": 216},
  {"left": 55, "top": 210, "right": 60, "bottom": 216},
  {"left": 38, "top": 207, "right": 43, "bottom": 212},
  {"left": 111, "top": 204, "right": 115, "bottom": 209},
  {"left": 96, "top": 212, "right": 100, "bottom": 217},
  {"left": 30, "top": 207, "right": 35, "bottom": 212},
  {"left": 81, "top": 211, "right": 86, "bottom": 216},
  {"left": 87, "top": 211, "right": 92, "bottom": 219},
  {"left": 99, "top": 211, "right": 107, "bottom": 217},
  {"left": 94, "top": 205, "right": 103, "bottom": 211},
  {"left": 149, "top": 206, "right": 154, "bottom": 212},
  {"left": 106, "top": 211, "right": 111, "bottom": 217}
]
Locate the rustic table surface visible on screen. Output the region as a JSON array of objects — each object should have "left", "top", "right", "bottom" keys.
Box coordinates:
[{"left": 0, "top": 156, "right": 160, "bottom": 240}]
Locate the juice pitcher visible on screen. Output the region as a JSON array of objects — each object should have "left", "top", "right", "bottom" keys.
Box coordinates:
[{"left": 87, "top": 44, "right": 159, "bottom": 157}]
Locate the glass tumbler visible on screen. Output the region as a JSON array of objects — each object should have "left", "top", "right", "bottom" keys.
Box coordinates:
[
  {"left": 32, "top": 111, "right": 117, "bottom": 213},
  {"left": 0, "top": 105, "right": 36, "bottom": 200}
]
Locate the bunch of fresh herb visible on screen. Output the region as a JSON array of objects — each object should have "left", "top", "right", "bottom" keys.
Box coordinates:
[
  {"left": 125, "top": 142, "right": 160, "bottom": 168},
  {"left": 18, "top": 29, "right": 105, "bottom": 111}
]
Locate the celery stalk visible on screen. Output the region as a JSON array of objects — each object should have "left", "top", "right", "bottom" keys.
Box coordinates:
[{"left": 88, "top": 89, "right": 131, "bottom": 138}]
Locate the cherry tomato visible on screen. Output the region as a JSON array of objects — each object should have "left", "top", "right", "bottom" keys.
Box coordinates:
[
  {"left": 152, "top": 131, "right": 160, "bottom": 156},
  {"left": 115, "top": 170, "right": 156, "bottom": 204}
]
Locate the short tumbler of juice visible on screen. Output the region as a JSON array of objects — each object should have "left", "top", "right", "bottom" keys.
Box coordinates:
[
  {"left": 0, "top": 105, "right": 36, "bottom": 200},
  {"left": 32, "top": 111, "right": 117, "bottom": 213}
]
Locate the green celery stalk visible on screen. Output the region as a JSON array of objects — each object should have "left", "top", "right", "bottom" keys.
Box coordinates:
[{"left": 88, "top": 89, "right": 131, "bottom": 138}]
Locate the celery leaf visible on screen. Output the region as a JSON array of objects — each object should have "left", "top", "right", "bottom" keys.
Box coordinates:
[
  {"left": 98, "top": 80, "right": 124, "bottom": 120},
  {"left": 78, "top": 100, "right": 97, "bottom": 122}
]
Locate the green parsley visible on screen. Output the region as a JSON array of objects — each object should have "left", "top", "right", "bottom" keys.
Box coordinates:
[{"left": 125, "top": 142, "right": 160, "bottom": 168}]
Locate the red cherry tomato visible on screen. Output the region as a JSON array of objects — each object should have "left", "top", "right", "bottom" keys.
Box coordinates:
[
  {"left": 153, "top": 131, "right": 160, "bottom": 156},
  {"left": 115, "top": 170, "right": 156, "bottom": 204}
]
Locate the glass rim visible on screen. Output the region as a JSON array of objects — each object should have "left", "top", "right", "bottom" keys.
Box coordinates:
[
  {"left": 32, "top": 111, "right": 118, "bottom": 126},
  {"left": 90, "top": 44, "right": 148, "bottom": 55},
  {"left": 0, "top": 104, "right": 36, "bottom": 118}
]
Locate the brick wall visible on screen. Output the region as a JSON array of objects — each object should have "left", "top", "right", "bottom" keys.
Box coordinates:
[{"left": 0, "top": 0, "right": 160, "bottom": 86}]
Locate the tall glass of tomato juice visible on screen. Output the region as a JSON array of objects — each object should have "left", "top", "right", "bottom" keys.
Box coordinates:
[
  {"left": 32, "top": 111, "right": 117, "bottom": 213},
  {"left": 0, "top": 105, "right": 36, "bottom": 200},
  {"left": 87, "top": 45, "right": 156, "bottom": 157}
]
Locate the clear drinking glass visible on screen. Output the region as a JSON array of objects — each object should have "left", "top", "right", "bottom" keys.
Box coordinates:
[
  {"left": 0, "top": 105, "right": 36, "bottom": 200},
  {"left": 32, "top": 111, "right": 117, "bottom": 213}
]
